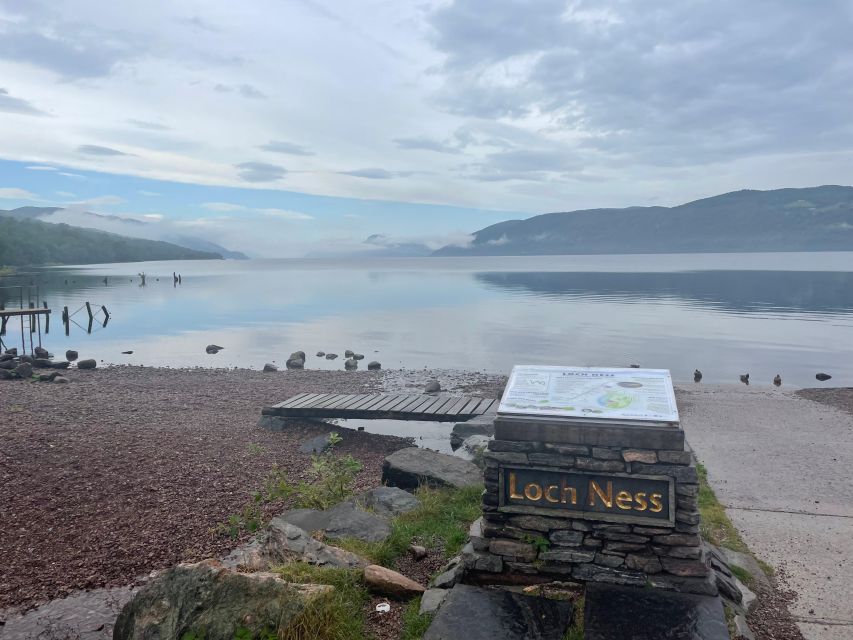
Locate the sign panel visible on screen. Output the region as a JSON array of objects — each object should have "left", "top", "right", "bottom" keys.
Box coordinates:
[
  {"left": 497, "top": 366, "right": 679, "bottom": 423},
  {"left": 499, "top": 466, "right": 674, "bottom": 524}
]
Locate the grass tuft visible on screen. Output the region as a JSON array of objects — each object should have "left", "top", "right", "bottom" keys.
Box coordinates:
[
  {"left": 696, "top": 463, "right": 749, "bottom": 553},
  {"left": 400, "top": 597, "right": 434, "bottom": 640},
  {"left": 334, "top": 484, "right": 483, "bottom": 566},
  {"left": 273, "top": 564, "right": 368, "bottom": 640},
  {"left": 563, "top": 595, "right": 584, "bottom": 640}
]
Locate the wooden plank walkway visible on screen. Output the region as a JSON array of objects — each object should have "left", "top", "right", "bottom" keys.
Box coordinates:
[{"left": 262, "top": 392, "right": 497, "bottom": 422}]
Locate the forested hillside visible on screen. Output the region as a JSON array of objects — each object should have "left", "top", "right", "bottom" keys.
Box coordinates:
[{"left": 0, "top": 216, "right": 222, "bottom": 266}]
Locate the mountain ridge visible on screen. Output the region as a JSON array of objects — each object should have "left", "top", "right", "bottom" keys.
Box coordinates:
[{"left": 433, "top": 185, "right": 853, "bottom": 256}]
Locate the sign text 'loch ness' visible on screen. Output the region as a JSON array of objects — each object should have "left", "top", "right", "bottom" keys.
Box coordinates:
[{"left": 499, "top": 467, "right": 674, "bottom": 524}]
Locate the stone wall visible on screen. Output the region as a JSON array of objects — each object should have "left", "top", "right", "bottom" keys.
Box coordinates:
[{"left": 468, "top": 435, "right": 717, "bottom": 596}]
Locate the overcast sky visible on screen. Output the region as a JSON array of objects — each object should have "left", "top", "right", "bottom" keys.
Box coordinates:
[{"left": 1, "top": 0, "right": 851, "bottom": 256}]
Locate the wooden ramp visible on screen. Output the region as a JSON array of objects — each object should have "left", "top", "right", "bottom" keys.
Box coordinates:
[{"left": 262, "top": 392, "right": 497, "bottom": 422}]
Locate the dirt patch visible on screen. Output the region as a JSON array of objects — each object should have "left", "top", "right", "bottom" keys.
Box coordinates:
[
  {"left": 0, "top": 366, "right": 412, "bottom": 617},
  {"left": 747, "top": 566, "right": 806, "bottom": 640},
  {"left": 795, "top": 386, "right": 853, "bottom": 416}
]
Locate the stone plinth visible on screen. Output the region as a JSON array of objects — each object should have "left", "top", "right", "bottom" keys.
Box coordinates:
[{"left": 468, "top": 415, "right": 716, "bottom": 596}]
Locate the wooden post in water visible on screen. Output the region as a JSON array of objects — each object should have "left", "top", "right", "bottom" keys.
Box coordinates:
[
  {"left": 28, "top": 301, "right": 35, "bottom": 333},
  {"left": 85, "top": 301, "right": 93, "bottom": 321},
  {"left": 63, "top": 306, "right": 69, "bottom": 336},
  {"left": 43, "top": 301, "right": 49, "bottom": 333}
]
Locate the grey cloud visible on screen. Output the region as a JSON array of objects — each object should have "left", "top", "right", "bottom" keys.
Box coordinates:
[
  {"left": 339, "top": 168, "right": 415, "bottom": 180},
  {"left": 127, "top": 119, "right": 170, "bottom": 131},
  {"left": 428, "top": 0, "right": 853, "bottom": 165},
  {"left": 0, "top": 88, "right": 46, "bottom": 115},
  {"left": 77, "top": 144, "right": 131, "bottom": 156},
  {"left": 236, "top": 162, "right": 287, "bottom": 182},
  {"left": 259, "top": 140, "right": 315, "bottom": 156},
  {"left": 215, "top": 83, "right": 267, "bottom": 99},
  {"left": 180, "top": 16, "right": 221, "bottom": 33},
  {"left": 393, "top": 136, "right": 460, "bottom": 154},
  {"left": 0, "top": 18, "right": 141, "bottom": 79}
]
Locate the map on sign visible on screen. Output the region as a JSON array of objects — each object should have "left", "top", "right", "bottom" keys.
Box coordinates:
[{"left": 498, "top": 366, "right": 679, "bottom": 423}]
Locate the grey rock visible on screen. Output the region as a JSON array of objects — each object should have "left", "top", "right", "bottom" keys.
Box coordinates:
[
  {"left": 734, "top": 613, "right": 755, "bottom": 640},
  {"left": 469, "top": 517, "right": 490, "bottom": 552},
  {"left": 353, "top": 353, "right": 364, "bottom": 360},
  {"left": 4, "top": 347, "right": 18, "bottom": 356},
  {"left": 410, "top": 544, "right": 427, "bottom": 560},
  {"left": 583, "top": 582, "right": 729, "bottom": 640},
  {"left": 257, "top": 415, "right": 289, "bottom": 431},
  {"left": 65, "top": 349, "right": 78, "bottom": 361},
  {"left": 452, "top": 434, "right": 491, "bottom": 463},
  {"left": 14, "top": 362, "right": 33, "bottom": 378},
  {"left": 324, "top": 501, "right": 391, "bottom": 542},
  {"left": 38, "top": 371, "right": 60, "bottom": 382},
  {"left": 50, "top": 360, "right": 70, "bottom": 369},
  {"left": 549, "top": 530, "right": 584, "bottom": 546},
  {"left": 0, "top": 352, "right": 14, "bottom": 362},
  {"left": 423, "top": 584, "right": 572, "bottom": 640},
  {"left": 364, "top": 564, "right": 425, "bottom": 599},
  {"left": 717, "top": 548, "right": 771, "bottom": 591},
  {"left": 77, "top": 358, "right": 97, "bottom": 370},
  {"left": 32, "top": 358, "right": 53, "bottom": 368},
  {"left": 344, "top": 358, "right": 358, "bottom": 370},
  {"left": 367, "top": 360, "right": 381, "bottom": 370},
  {"left": 431, "top": 557, "right": 465, "bottom": 589},
  {"left": 0, "top": 368, "right": 13, "bottom": 380},
  {"left": 18, "top": 354, "right": 33, "bottom": 363},
  {"left": 540, "top": 549, "right": 595, "bottom": 563},
  {"left": 450, "top": 415, "right": 495, "bottom": 450},
  {"left": 316, "top": 351, "right": 325, "bottom": 357},
  {"left": 325, "top": 353, "right": 338, "bottom": 360},
  {"left": 0, "top": 359, "right": 16, "bottom": 370},
  {"left": 262, "top": 363, "right": 278, "bottom": 372},
  {"left": 353, "top": 485, "right": 421, "bottom": 517},
  {"left": 290, "top": 350, "right": 306, "bottom": 361},
  {"left": 286, "top": 357, "right": 304, "bottom": 369},
  {"left": 113, "top": 560, "right": 330, "bottom": 640},
  {"left": 299, "top": 433, "right": 333, "bottom": 454},
  {"left": 419, "top": 588, "right": 447, "bottom": 615},
  {"left": 34, "top": 346, "right": 49, "bottom": 358},
  {"left": 344, "top": 349, "right": 355, "bottom": 358},
  {"left": 53, "top": 376, "right": 70, "bottom": 384},
  {"left": 382, "top": 447, "right": 483, "bottom": 490},
  {"left": 205, "top": 344, "right": 223, "bottom": 354},
  {"left": 424, "top": 380, "right": 441, "bottom": 393}
]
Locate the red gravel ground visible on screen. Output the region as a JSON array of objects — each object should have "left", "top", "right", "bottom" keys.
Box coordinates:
[{"left": 0, "top": 366, "right": 412, "bottom": 617}]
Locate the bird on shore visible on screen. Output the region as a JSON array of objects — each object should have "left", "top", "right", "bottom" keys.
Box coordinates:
[
  {"left": 773, "top": 374, "right": 782, "bottom": 387},
  {"left": 739, "top": 373, "right": 750, "bottom": 385},
  {"left": 694, "top": 369, "right": 702, "bottom": 383},
  {"left": 816, "top": 373, "right": 832, "bottom": 382}
]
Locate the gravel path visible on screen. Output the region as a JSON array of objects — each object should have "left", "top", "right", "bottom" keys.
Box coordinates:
[{"left": 0, "top": 366, "right": 413, "bottom": 618}]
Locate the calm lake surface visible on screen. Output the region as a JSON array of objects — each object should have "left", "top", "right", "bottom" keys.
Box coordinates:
[{"left": 4, "top": 252, "right": 853, "bottom": 387}]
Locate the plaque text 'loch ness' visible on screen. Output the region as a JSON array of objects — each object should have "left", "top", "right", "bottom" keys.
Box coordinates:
[{"left": 499, "top": 466, "right": 675, "bottom": 525}]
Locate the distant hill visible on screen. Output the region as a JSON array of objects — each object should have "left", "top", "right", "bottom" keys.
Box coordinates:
[
  {"left": 0, "top": 206, "right": 248, "bottom": 259},
  {"left": 0, "top": 216, "right": 222, "bottom": 266},
  {"left": 433, "top": 186, "right": 853, "bottom": 256}
]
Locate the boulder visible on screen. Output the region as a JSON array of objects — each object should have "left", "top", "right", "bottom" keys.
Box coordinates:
[
  {"left": 32, "top": 358, "right": 53, "bottom": 368},
  {"left": 53, "top": 376, "right": 70, "bottom": 384},
  {"left": 65, "top": 349, "right": 78, "bottom": 361},
  {"left": 263, "top": 363, "right": 278, "bottom": 372},
  {"left": 50, "top": 360, "right": 70, "bottom": 369},
  {"left": 367, "top": 361, "right": 381, "bottom": 370},
  {"left": 353, "top": 353, "right": 364, "bottom": 360},
  {"left": 0, "top": 352, "right": 14, "bottom": 362},
  {"left": 344, "top": 358, "right": 358, "bottom": 370},
  {"left": 450, "top": 415, "right": 495, "bottom": 450},
  {"left": 344, "top": 350, "right": 355, "bottom": 358},
  {"left": 325, "top": 353, "right": 338, "bottom": 360},
  {"left": 34, "top": 346, "right": 49, "bottom": 358},
  {"left": 38, "top": 372, "right": 60, "bottom": 382},
  {"left": 18, "top": 354, "right": 33, "bottom": 363},
  {"left": 205, "top": 344, "right": 224, "bottom": 354},
  {"left": 419, "top": 588, "right": 448, "bottom": 615},
  {"left": 316, "top": 351, "right": 325, "bottom": 357},
  {"left": 583, "top": 582, "right": 729, "bottom": 640},
  {"left": 353, "top": 486, "right": 421, "bottom": 517},
  {"left": 364, "top": 564, "right": 425, "bottom": 599},
  {"left": 299, "top": 433, "right": 332, "bottom": 454},
  {"left": 77, "top": 359, "right": 97, "bottom": 370},
  {"left": 424, "top": 380, "right": 441, "bottom": 393},
  {"left": 0, "top": 359, "right": 16, "bottom": 370},
  {"left": 224, "top": 520, "right": 368, "bottom": 571},
  {"left": 5, "top": 348, "right": 17, "bottom": 356},
  {"left": 14, "top": 362, "right": 33, "bottom": 379},
  {"left": 286, "top": 357, "right": 304, "bottom": 370},
  {"left": 0, "top": 368, "right": 13, "bottom": 380},
  {"left": 291, "top": 350, "right": 306, "bottom": 361},
  {"left": 410, "top": 545, "right": 427, "bottom": 560},
  {"left": 278, "top": 501, "right": 391, "bottom": 543},
  {"left": 113, "top": 559, "right": 331, "bottom": 640},
  {"left": 452, "top": 434, "right": 492, "bottom": 464},
  {"left": 382, "top": 447, "right": 483, "bottom": 490},
  {"left": 423, "top": 584, "right": 573, "bottom": 640}
]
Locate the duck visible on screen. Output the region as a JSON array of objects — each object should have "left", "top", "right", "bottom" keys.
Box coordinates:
[
  {"left": 773, "top": 374, "right": 782, "bottom": 387},
  {"left": 815, "top": 373, "right": 832, "bottom": 382},
  {"left": 739, "top": 373, "right": 750, "bottom": 385},
  {"left": 694, "top": 369, "right": 702, "bottom": 383}
]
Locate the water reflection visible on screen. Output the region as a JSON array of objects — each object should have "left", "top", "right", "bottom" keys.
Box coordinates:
[{"left": 476, "top": 271, "right": 853, "bottom": 316}]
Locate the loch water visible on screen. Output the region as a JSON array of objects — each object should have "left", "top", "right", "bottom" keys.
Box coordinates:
[{"left": 3, "top": 252, "right": 853, "bottom": 387}]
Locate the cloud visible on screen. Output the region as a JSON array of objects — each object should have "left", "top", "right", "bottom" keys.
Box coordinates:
[
  {"left": 0, "top": 88, "right": 47, "bottom": 116},
  {"left": 0, "top": 187, "right": 38, "bottom": 200},
  {"left": 138, "top": 190, "right": 161, "bottom": 196},
  {"left": 26, "top": 165, "right": 57, "bottom": 171},
  {"left": 258, "top": 140, "right": 315, "bottom": 156},
  {"left": 72, "top": 195, "right": 125, "bottom": 207},
  {"left": 56, "top": 191, "right": 76, "bottom": 198},
  {"left": 202, "top": 202, "right": 247, "bottom": 212},
  {"left": 214, "top": 83, "right": 267, "bottom": 99},
  {"left": 259, "top": 208, "right": 314, "bottom": 220},
  {"left": 127, "top": 119, "right": 170, "bottom": 131},
  {"left": 236, "top": 162, "right": 287, "bottom": 182},
  {"left": 393, "top": 136, "right": 460, "bottom": 154},
  {"left": 77, "top": 144, "right": 131, "bottom": 156},
  {"left": 340, "top": 168, "right": 414, "bottom": 180}
]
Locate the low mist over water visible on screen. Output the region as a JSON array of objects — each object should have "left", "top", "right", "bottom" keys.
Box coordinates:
[{"left": 4, "top": 252, "right": 852, "bottom": 387}]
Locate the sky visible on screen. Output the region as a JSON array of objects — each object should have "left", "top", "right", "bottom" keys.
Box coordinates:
[{"left": 1, "top": 0, "right": 852, "bottom": 257}]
